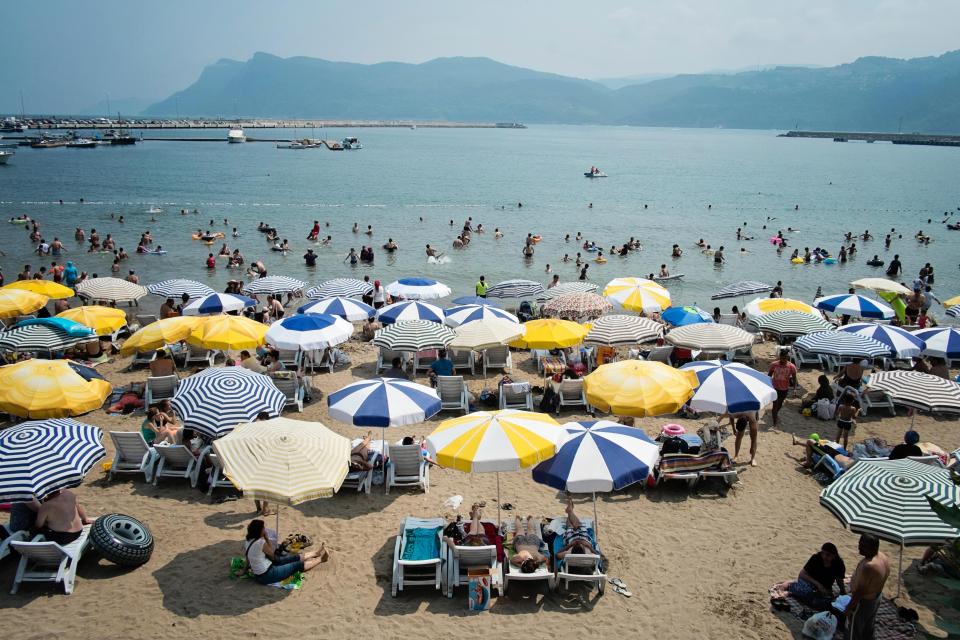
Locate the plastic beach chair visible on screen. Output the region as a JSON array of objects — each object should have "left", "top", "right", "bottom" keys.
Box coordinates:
[
  {"left": 10, "top": 524, "right": 92, "bottom": 595},
  {"left": 392, "top": 516, "right": 446, "bottom": 597}
]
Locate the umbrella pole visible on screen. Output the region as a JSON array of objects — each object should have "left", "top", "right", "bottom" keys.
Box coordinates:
[
  {"left": 276, "top": 505, "right": 281, "bottom": 540},
  {"left": 592, "top": 492, "right": 598, "bottom": 542},
  {"left": 896, "top": 542, "right": 903, "bottom": 599},
  {"left": 496, "top": 472, "right": 501, "bottom": 528}
]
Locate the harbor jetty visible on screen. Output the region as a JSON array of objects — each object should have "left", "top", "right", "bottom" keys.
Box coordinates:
[
  {"left": 6, "top": 117, "right": 526, "bottom": 131},
  {"left": 779, "top": 130, "right": 960, "bottom": 147}
]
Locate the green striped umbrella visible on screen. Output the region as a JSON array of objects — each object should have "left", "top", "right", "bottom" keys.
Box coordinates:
[
  {"left": 748, "top": 310, "right": 834, "bottom": 338},
  {"left": 372, "top": 319, "right": 455, "bottom": 352}
]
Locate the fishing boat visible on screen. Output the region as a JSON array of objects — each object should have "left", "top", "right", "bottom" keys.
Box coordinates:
[
  {"left": 341, "top": 137, "right": 362, "bottom": 150},
  {"left": 0, "top": 150, "right": 13, "bottom": 164},
  {"left": 102, "top": 129, "right": 136, "bottom": 145},
  {"left": 276, "top": 139, "right": 319, "bottom": 149},
  {"left": 31, "top": 136, "right": 69, "bottom": 149},
  {"left": 227, "top": 127, "right": 246, "bottom": 143},
  {"left": 584, "top": 167, "right": 607, "bottom": 178},
  {"left": 66, "top": 138, "right": 98, "bottom": 148}
]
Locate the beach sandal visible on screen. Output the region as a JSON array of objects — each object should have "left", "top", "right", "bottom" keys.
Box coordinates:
[
  {"left": 501, "top": 502, "right": 514, "bottom": 511},
  {"left": 611, "top": 584, "right": 632, "bottom": 597},
  {"left": 770, "top": 598, "right": 791, "bottom": 612}
]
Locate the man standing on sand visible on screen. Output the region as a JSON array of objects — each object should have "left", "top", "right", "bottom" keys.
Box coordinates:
[
  {"left": 767, "top": 349, "right": 797, "bottom": 425},
  {"left": 847, "top": 534, "right": 890, "bottom": 639}
]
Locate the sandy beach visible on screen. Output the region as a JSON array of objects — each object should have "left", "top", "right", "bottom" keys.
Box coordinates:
[{"left": 0, "top": 336, "right": 955, "bottom": 640}]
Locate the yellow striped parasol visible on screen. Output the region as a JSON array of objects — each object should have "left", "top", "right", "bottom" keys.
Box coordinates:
[
  {"left": 509, "top": 318, "right": 589, "bottom": 349},
  {"left": 0, "top": 289, "right": 48, "bottom": 319},
  {"left": 120, "top": 316, "right": 206, "bottom": 355},
  {"left": 584, "top": 360, "right": 698, "bottom": 417},
  {"left": 3, "top": 280, "right": 74, "bottom": 300},
  {"left": 57, "top": 306, "right": 127, "bottom": 336},
  {"left": 603, "top": 277, "right": 672, "bottom": 313},
  {"left": 212, "top": 417, "right": 350, "bottom": 505},
  {"left": 188, "top": 315, "right": 268, "bottom": 351},
  {"left": 743, "top": 297, "right": 817, "bottom": 319},
  {"left": 0, "top": 359, "right": 112, "bottom": 418}
]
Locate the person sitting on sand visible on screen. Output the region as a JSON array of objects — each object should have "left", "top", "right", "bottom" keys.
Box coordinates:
[
  {"left": 801, "top": 374, "right": 835, "bottom": 410},
  {"left": 889, "top": 430, "right": 922, "bottom": 460},
  {"left": 776, "top": 543, "right": 847, "bottom": 610},
  {"left": 792, "top": 434, "right": 854, "bottom": 471},
  {"left": 238, "top": 519, "right": 328, "bottom": 585},
  {"left": 30, "top": 489, "right": 93, "bottom": 546},
  {"left": 510, "top": 515, "right": 547, "bottom": 573},
  {"left": 556, "top": 498, "right": 599, "bottom": 560}
]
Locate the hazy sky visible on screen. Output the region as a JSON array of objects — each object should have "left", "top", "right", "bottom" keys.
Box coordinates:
[{"left": 4, "top": 0, "right": 959, "bottom": 113}]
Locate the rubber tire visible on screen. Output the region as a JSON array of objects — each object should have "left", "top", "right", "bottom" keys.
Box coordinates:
[{"left": 90, "top": 513, "right": 154, "bottom": 567}]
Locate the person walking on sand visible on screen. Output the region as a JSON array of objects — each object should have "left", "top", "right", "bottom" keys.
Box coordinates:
[
  {"left": 767, "top": 349, "right": 797, "bottom": 425},
  {"left": 847, "top": 534, "right": 890, "bottom": 639},
  {"left": 722, "top": 411, "right": 759, "bottom": 466}
]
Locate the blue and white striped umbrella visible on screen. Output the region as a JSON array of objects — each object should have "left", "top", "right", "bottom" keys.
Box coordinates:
[
  {"left": 376, "top": 300, "right": 444, "bottom": 325},
  {"left": 711, "top": 281, "right": 773, "bottom": 300},
  {"left": 912, "top": 327, "right": 960, "bottom": 359},
  {"left": 306, "top": 278, "right": 373, "bottom": 299},
  {"left": 328, "top": 377, "right": 441, "bottom": 427},
  {"left": 171, "top": 368, "right": 286, "bottom": 439},
  {"left": 532, "top": 420, "right": 659, "bottom": 493},
  {"left": 298, "top": 296, "right": 374, "bottom": 322},
  {"left": 485, "top": 279, "right": 545, "bottom": 299},
  {"left": 0, "top": 418, "right": 104, "bottom": 502},
  {"left": 839, "top": 323, "right": 926, "bottom": 359},
  {"left": 795, "top": 331, "right": 891, "bottom": 358},
  {"left": 946, "top": 305, "right": 960, "bottom": 319},
  {"left": 814, "top": 294, "right": 895, "bottom": 319},
  {"left": 451, "top": 296, "right": 501, "bottom": 307},
  {"left": 385, "top": 277, "right": 451, "bottom": 301},
  {"left": 147, "top": 279, "right": 215, "bottom": 300},
  {"left": 243, "top": 275, "right": 307, "bottom": 295},
  {"left": 662, "top": 305, "right": 713, "bottom": 327},
  {"left": 444, "top": 304, "right": 519, "bottom": 328},
  {"left": 680, "top": 360, "right": 777, "bottom": 413},
  {"left": 265, "top": 313, "right": 353, "bottom": 351},
  {"left": 181, "top": 292, "right": 257, "bottom": 315}
]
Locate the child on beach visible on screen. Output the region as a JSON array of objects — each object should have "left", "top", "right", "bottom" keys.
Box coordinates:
[{"left": 835, "top": 393, "right": 860, "bottom": 450}]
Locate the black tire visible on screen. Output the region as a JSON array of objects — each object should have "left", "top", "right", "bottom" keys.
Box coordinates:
[{"left": 90, "top": 513, "right": 154, "bottom": 567}]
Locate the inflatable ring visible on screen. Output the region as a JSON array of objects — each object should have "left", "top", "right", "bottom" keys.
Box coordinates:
[
  {"left": 595, "top": 256, "right": 607, "bottom": 263},
  {"left": 662, "top": 423, "right": 686, "bottom": 437},
  {"left": 531, "top": 235, "right": 542, "bottom": 244},
  {"left": 791, "top": 257, "right": 804, "bottom": 264},
  {"left": 90, "top": 513, "right": 154, "bottom": 567},
  {"left": 824, "top": 258, "right": 837, "bottom": 265}
]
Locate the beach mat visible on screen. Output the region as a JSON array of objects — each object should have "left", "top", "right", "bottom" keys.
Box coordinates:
[{"left": 769, "top": 581, "right": 916, "bottom": 639}]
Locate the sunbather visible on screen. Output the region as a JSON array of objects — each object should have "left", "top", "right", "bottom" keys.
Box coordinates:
[
  {"left": 791, "top": 434, "right": 854, "bottom": 470},
  {"left": 462, "top": 504, "right": 491, "bottom": 546},
  {"left": 510, "top": 515, "right": 547, "bottom": 573},
  {"left": 556, "top": 498, "right": 598, "bottom": 560},
  {"left": 238, "top": 519, "right": 328, "bottom": 585},
  {"left": 350, "top": 431, "right": 374, "bottom": 470},
  {"left": 31, "top": 489, "right": 93, "bottom": 546}
]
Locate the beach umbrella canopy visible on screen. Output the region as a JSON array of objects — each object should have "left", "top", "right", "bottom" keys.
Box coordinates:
[
  {"left": 75, "top": 277, "right": 147, "bottom": 304},
  {"left": 794, "top": 331, "right": 890, "bottom": 358},
  {"left": 542, "top": 292, "right": 613, "bottom": 320},
  {"left": 536, "top": 281, "right": 600, "bottom": 301},
  {"left": 865, "top": 371, "right": 960, "bottom": 413},
  {"left": 584, "top": 360, "right": 697, "bottom": 417},
  {"left": 485, "top": 279, "right": 545, "bottom": 299},
  {"left": 328, "top": 377, "right": 441, "bottom": 427},
  {"left": 265, "top": 313, "right": 353, "bottom": 351},
  {"left": 444, "top": 304, "right": 518, "bottom": 328},
  {"left": 56, "top": 305, "right": 127, "bottom": 336},
  {"left": 748, "top": 310, "right": 835, "bottom": 337},
  {"left": 666, "top": 323, "right": 755, "bottom": 352},
  {"left": 0, "top": 418, "right": 104, "bottom": 502},
  {"left": 385, "top": 277, "right": 451, "bottom": 300},
  {"left": 510, "top": 318, "right": 589, "bottom": 349},
  {"left": 744, "top": 297, "right": 817, "bottom": 319},
  {"left": 212, "top": 417, "right": 350, "bottom": 505},
  {"left": 372, "top": 319, "right": 455, "bottom": 351},
  {"left": 532, "top": 420, "right": 659, "bottom": 493},
  {"left": 661, "top": 305, "right": 713, "bottom": 327},
  {"left": 0, "top": 359, "right": 111, "bottom": 418},
  {"left": 298, "top": 296, "right": 374, "bottom": 322},
  {"left": 680, "top": 360, "right": 777, "bottom": 413},
  {"left": 947, "top": 305, "right": 960, "bottom": 319},
  {"left": 181, "top": 292, "right": 257, "bottom": 315},
  {"left": 146, "top": 279, "right": 215, "bottom": 300},
  {"left": 376, "top": 300, "right": 444, "bottom": 325},
  {"left": 172, "top": 367, "right": 286, "bottom": 439},
  {"left": 448, "top": 318, "right": 525, "bottom": 351},
  {"left": 451, "top": 296, "right": 500, "bottom": 307},
  {"left": 0, "top": 288, "right": 48, "bottom": 318},
  {"left": 306, "top": 278, "right": 373, "bottom": 299},
  {"left": 944, "top": 295, "right": 960, "bottom": 308},
  {"left": 187, "top": 315, "right": 268, "bottom": 351},
  {"left": 912, "top": 327, "right": 960, "bottom": 359},
  {"left": 711, "top": 281, "right": 773, "bottom": 300},
  {"left": 814, "top": 294, "right": 895, "bottom": 319},
  {"left": 584, "top": 314, "right": 662, "bottom": 346},
  {"left": 0, "top": 323, "right": 93, "bottom": 353},
  {"left": 3, "top": 280, "right": 74, "bottom": 300},
  {"left": 243, "top": 275, "right": 306, "bottom": 295},
  {"left": 851, "top": 278, "right": 912, "bottom": 296},
  {"left": 603, "top": 277, "right": 672, "bottom": 313},
  {"left": 119, "top": 315, "right": 205, "bottom": 355},
  {"left": 839, "top": 323, "right": 925, "bottom": 359}
]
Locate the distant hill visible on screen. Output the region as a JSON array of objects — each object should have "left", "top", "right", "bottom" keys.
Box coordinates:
[{"left": 144, "top": 50, "right": 960, "bottom": 132}]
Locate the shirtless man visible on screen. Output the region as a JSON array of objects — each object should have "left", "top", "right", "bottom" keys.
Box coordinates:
[
  {"left": 32, "top": 489, "right": 93, "bottom": 545},
  {"left": 847, "top": 534, "right": 890, "bottom": 639},
  {"left": 425, "top": 244, "right": 442, "bottom": 259},
  {"left": 555, "top": 498, "right": 599, "bottom": 561},
  {"left": 510, "top": 515, "right": 547, "bottom": 573}
]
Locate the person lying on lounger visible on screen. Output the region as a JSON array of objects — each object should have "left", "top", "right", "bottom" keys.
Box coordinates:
[
  {"left": 510, "top": 515, "right": 547, "bottom": 573},
  {"left": 556, "top": 498, "right": 599, "bottom": 560},
  {"left": 444, "top": 503, "right": 491, "bottom": 548},
  {"left": 350, "top": 432, "right": 374, "bottom": 470},
  {"left": 791, "top": 434, "right": 854, "bottom": 471}
]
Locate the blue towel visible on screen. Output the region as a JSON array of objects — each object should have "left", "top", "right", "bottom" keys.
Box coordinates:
[{"left": 401, "top": 527, "right": 441, "bottom": 561}]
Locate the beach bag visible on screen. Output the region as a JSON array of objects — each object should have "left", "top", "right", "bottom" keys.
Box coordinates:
[
  {"left": 801, "top": 610, "right": 837, "bottom": 640},
  {"left": 539, "top": 387, "right": 560, "bottom": 413},
  {"left": 815, "top": 399, "right": 836, "bottom": 421},
  {"left": 660, "top": 436, "right": 689, "bottom": 455}
]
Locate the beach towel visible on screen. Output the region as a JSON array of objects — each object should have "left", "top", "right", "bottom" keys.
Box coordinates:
[
  {"left": 659, "top": 451, "right": 732, "bottom": 474},
  {"left": 401, "top": 527, "right": 442, "bottom": 561},
  {"left": 229, "top": 557, "right": 304, "bottom": 590},
  {"left": 769, "top": 580, "right": 916, "bottom": 640}
]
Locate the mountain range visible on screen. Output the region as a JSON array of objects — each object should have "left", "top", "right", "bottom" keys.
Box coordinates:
[{"left": 143, "top": 50, "right": 960, "bottom": 132}]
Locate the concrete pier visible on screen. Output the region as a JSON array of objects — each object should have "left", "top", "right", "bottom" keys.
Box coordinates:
[{"left": 779, "top": 130, "right": 960, "bottom": 147}]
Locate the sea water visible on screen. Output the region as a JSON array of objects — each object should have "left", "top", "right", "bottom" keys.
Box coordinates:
[{"left": 1, "top": 125, "right": 958, "bottom": 310}]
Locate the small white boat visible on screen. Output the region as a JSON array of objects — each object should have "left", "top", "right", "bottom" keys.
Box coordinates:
[
  {"left": 584, "top": 168, "right": 607, "bottom": 178},
  {"left": 227, "top": 127, "right": 246, "bottom": 143},
  {"left": 0, "top": 150, "right": 13, "bottom": 164},
  {"left": 147, "top": 206, "right": 162, "bottom": 214},
  {"left": 341, "top": 137, "right": 362, "bottom": 150},
  {"left": 66, "top": 138, "right": 98, "bottom": 148}
]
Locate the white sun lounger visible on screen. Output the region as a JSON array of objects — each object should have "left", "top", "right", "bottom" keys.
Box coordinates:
[
  {"left": 446, "top": 537, "right": 503, "bottom": 598},
  {"left": 152, "top": 444, "right": 200, "bottom": 487},
  {"left": 0, "top": 524, "right": 29, "bottom": 563},
  {"left": 385, "top": 443, "right": 429, "bottom": 495},
  {"left": 108, "top": 431, "right": 154, "bottom": 482},
  {"left": 436, "top": 375, "right": 469, "bottom": 414},
  {"left": 502, "top": 519, "right": 554, "bottom": 593},
  {"left": 547, "top": 516, "right": 606, "bottom": 595},
  {"left": 10, "top": 524, "right": 92, "bottom": 595},
  {"left": 557, "top": 378, "right": 590, "bottom": 414},
  {"left": 482, "top": 346, "right": 512, "bottom": 376},
  {"left": 392, "top": 516, "right": 446, "bottom": 597},
  {"left": 144, "top": 374, "right": 179, "bottom": 406}
]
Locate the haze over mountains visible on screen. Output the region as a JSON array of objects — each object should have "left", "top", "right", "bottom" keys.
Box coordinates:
[{"left": 143, "top": 50, "right": 960, "bottom": 132}]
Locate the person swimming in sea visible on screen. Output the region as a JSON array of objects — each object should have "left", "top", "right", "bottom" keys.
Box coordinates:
[{"left": 383, "top": 238, "right": 398, "bottom": 252}]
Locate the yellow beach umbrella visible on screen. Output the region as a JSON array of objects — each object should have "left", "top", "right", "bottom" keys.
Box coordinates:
[
  {"left": 56, "top": 306, "right": 127, "bottom": 336},
  {"left": 603, "top": 277, "right": 672, "bottom": 313},
  {"left": 583, "top": 360, "right": 698, "bottom": 417},
  {"left": 188, "top": 314, "right": 268, "bottom": 351},
  {"left": 743, "top": 297, "right": 817, "bottom": 319},
  {"left": 851, "top": 278, "right": 911, "bottom": 296},
  {"left": 0, "top": 359, "right": 112, "bottom": 418},
  {"left": 0, "top": 289, "right": 48, "bottom": 319},
  {"left": 3, "top": 280, "right": 74, "bottom": 300},
  {"left": 510, "top": 318, "right": 589, "bottom": 349},
  {"left": 120, "top": 316, "right": 206, "bottom": 355}
]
